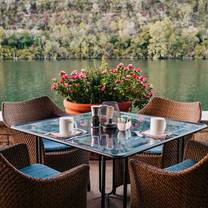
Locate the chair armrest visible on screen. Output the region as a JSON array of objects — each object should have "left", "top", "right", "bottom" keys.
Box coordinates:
[
  {"left": 184, "top": 140, "right": 208, "bottom": 161},
  {"left": 32, "top": 164, "right": 89, "bottom": 208},
  {"left": 129, "top": 158, "right": 208, "bottom": 208},
  {"left": 0, "top": 155, "right": 89, "bottom": 208},
  {"left": 44, "top": 148, "right": 89, "bottom": 171},
  {"left": 0, "top": 143, "right": 30, "bottom": 169}
]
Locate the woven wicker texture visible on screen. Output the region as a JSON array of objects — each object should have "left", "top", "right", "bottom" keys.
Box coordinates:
[
  {"left": 0, "top": 144, "right": 89, "bottom": 208},
  {"left": 129, "top": 140, "right": 208, "bottom": 208},
  {"left": 0, "top": 122, "right": 19, "bottom": 145},
  {"left": 1, "top": 96, "right": 89, "bottom": 173},
  {"left": 114, "top": 97, "right": 202, "bottom": 190},
  {"left": 139, "top": 96, "right": 202, "bottom": 122},
  {"left": 136, "top": 96, "right": 201, "bottom": 167}
]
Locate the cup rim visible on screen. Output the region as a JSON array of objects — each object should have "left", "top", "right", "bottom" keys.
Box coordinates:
[{"left": 151, "top": 116, "right": 166, "bottom": 120}]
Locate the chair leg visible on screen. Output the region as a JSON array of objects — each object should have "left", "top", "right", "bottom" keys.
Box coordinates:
[{"left": 87, "top": 183, "right": 91, "bottom": 192}]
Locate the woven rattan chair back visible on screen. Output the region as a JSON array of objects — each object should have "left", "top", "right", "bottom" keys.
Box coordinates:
[
  {"left": 0, "top": 144, "right": 88, "bottom": 208},
  {"left": 136, "top": 97, "right": 202, "bottom": 168},
  {"left": 2, "top": 96, "right": 65, "bottom": 127},
  {"left": 129, "top": 140, "right": 208, "bottom": 208},
  {"left": 139, "top": 97, "right": 201, "bottom": 123},
  {"left": 1, "top": 96, "right": 89, "bottom": 179}
]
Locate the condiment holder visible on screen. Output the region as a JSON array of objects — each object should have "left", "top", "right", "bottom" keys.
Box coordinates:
[
  {"left": 91, "top": 105, "right": 101, "bottom": 127},
  {"left": 117, "top": 116, "right": 132, "bottom": 131},
  {"left": 102, "top": 105, "right": 117, "bottom": 129}
]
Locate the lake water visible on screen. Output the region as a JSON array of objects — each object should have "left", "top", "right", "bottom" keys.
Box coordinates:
[{"left": 1, "top": 59, "right": 208, "bottom": 110}]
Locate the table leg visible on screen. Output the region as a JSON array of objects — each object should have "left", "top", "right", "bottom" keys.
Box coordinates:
[
  {"left": 123, "top": 157, "right": 128, "bottom": 208},
  {"left": 177, "top": 137, "right": 185, "bottom": 163},
  {"left": 112, "top": 158, "right": 116, "bottom": 195},
  {"left": 99, "top": 155, "right": 102, "bottom": 192},
  {"left": 35, "top": 136, "right": 42, "bottom": 163},
  {"left": 101, "top": 155, "right": 106, "bottom": 208},
  {"left": 99, "top": 157, "right": 116, "bottom": 196}
]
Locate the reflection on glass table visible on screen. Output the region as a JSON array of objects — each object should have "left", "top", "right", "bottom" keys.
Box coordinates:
[{"left": 14, "top": 112, "right": 207, "bottom": 158}]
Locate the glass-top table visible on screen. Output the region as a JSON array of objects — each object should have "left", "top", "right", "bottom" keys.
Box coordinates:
[
  {"left": 12, "top": 112, "right": 206, "bottom": 158},
  {"left": 11, "top": 112, "right": 207, "bottom": 208}
]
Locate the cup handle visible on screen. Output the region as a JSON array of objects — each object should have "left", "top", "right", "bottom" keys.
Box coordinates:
[
  {"left": 163, "top": 120, "right": 167, "bottom": 132},
  {"left": 73, "top": 121, "right": 78, "bottom": 130}
]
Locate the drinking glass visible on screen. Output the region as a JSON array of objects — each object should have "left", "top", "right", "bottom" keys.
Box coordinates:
[{"left": 101, "top": 101, "right": 120, "bottom": 125}]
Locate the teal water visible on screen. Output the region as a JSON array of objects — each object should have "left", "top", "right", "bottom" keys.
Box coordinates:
[{"left": 1, "top": 59, "right": 208, "bottom": 110}]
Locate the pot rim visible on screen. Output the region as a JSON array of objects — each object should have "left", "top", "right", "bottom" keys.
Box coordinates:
[{"left": 64, "top": 98, "right": 131, "bottom": 105}]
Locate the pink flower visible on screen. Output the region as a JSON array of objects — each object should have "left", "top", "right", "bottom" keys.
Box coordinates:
[
  {"left": 62, "top": 73, "right": 69, "bottom": 79},
  {"left": 112, "top": 68, "right": 118, "bottom": 73},
  {"left": 149, "top": 91, "right": 155, "bottom": 97},
  {"left": 142, "top": 82, "right": 150, "bottom": 89},
  {"left": 128, "top": 64, "right": 134, "bottom": 70},
  {"left": 124, "top": 67, "right": 129, "bottom": 71},
  {"left": 145, "top": 91, "right": 154, "bottom": 98},
  {"left": 64, "top": 83, "right": 69, "bottom": 88},
  {"left": 131, "top": 74, "right": 139, "bottom": 79},
  {"left": 72, "top": 74, "right": 80, "bottom": 79},
  {"left": 72, "top": 71, "right": 86, "bottom": 79},
  {"left": 51, "top": 83, "right": 57, "bottom": 90},
  {"left": 139, "top": 76, "right": 145, "bottom": 82},
  {"left": 78, "top": 71, "right": 86, "bottom": 79},
  {"left": 117, "top": 63, "right": 124, "bottom": 69},
  {"left": 134, "top": 68, "right": 142, "bottom": 72}
]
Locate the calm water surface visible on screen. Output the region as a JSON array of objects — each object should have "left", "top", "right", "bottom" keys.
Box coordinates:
[{"left": 1, "top": 59, "right": 208, "bottom": 110}]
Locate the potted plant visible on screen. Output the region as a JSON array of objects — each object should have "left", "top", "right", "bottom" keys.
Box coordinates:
[{"left": 51, "top": 61, "right": 154, "bottom": 114}]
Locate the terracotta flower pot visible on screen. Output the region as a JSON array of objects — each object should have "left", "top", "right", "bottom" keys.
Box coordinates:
[{"left": 63, "top": 99, "right": 132, "bottom": 115}]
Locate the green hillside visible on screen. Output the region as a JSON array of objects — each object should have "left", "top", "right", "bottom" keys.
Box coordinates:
[{"left": 0, "top": 0, "right": 208, "bottom": 59}]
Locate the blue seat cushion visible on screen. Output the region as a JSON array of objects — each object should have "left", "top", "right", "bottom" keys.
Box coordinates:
[
  {"left": 164, "top": 159, "right": 197, "bottom": 172},
  {"left": 43, "top": 139, "right": 70, "bottom": 152},
  {"left": 144, "top": 145, "right": 163, "bottom": 154},
  {"left": 20, "top": 164, "right": 60, "bottom": 178}
]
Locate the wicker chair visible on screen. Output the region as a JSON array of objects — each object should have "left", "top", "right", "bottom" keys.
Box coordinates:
[
  {"left": 129, "top": 140, "right": 208, "bottom": 208},
  {"left": 0, "top": 143, "right": 89, "bottom": 208},
  {"left": 114, "top": 97, "right": 202, "bottom": 192},
  {"left": 1, "top": 96, "right": 89, "bottom": 173},
  {"left": 134, "top": 96, "right": 202, "bottom": 168}
]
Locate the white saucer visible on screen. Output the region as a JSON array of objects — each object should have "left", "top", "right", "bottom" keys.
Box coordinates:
[
  {"left": 47, "top": 129, "right": 87, "bottom": 139},
  {"left": 141, "top": 130, "right": 166, "bottom": 139}
]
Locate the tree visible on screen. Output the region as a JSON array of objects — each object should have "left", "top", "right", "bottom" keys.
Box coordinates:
[{"left": 148, "top": 18, "right": 174, "bottom": 59}]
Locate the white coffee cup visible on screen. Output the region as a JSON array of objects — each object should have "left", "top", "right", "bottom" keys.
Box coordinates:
[
  {"left": 150, "top": 117, "right": 166, "bottom": 136},
  {"left": 59, "top": 117, "right": 77, "bottom": 137}
]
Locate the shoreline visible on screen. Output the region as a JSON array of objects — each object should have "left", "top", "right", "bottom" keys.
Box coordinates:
[{"left": 0, "top": 57, "right": 206, "bottom": 61}]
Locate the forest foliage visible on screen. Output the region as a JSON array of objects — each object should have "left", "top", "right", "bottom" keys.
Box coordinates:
[{"left": 1, "top": 0, "right": 208, "bottom": 59}]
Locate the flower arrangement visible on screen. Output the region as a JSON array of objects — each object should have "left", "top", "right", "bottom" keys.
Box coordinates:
[{"left": 51, "top": 60, "right": 154, "bottom": 109}]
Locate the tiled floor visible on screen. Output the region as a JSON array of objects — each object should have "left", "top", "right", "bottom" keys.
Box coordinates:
[{"left": 88, "top": 160, "right": 130, "bottom": 208}]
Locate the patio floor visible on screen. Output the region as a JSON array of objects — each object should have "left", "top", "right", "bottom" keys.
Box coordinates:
[{"left": 88, "top": 160, "right": 130, "bottom": 208}]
